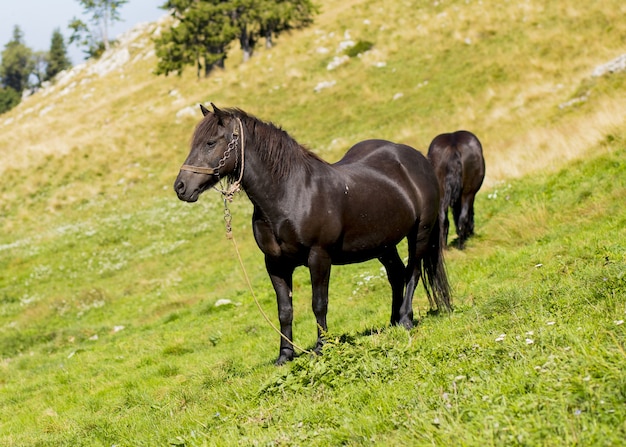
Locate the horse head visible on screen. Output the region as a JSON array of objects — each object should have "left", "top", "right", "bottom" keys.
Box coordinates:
[{"left": 174, "top": 103, "right": 242, "bottom": 202}]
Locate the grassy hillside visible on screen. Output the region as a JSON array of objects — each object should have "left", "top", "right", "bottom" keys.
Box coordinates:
[{"left": 1, "top": 0, "right": 625, "bottom": 445}]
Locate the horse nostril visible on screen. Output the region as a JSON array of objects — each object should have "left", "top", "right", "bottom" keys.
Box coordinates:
[{"left": 174, "top": 180, "right": 185, "bottom": 194}]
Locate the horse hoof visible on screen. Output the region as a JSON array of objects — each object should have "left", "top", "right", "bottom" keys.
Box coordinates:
[
  {"left": 398, "top": 318, "right": 414, "bottom": 330},
  {"left": 275, "top": 356, "right": 289, "bottom": 366},
  {"left": 275, "top": 352, "right": 294, "bottom": 366}
]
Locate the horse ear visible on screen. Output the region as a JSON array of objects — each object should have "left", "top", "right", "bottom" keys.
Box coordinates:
[
  {"left": 199, "top": 104, "right": 210, "bottom": 116},
  {"left": 211, "top": 103, "right": 221, "bottom": 114},
  {"left": 211, "top": 103, "right": 228, "bottom": 126}
]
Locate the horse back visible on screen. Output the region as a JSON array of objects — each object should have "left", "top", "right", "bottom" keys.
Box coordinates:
[
  {"left": 330, "top": 139, "right": 440, "bottom": 254},
  {"left": 336, "top": 139, "right": 438, "bottom": 198}
]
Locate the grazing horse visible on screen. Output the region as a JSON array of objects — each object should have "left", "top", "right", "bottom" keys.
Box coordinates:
[
  {"left": 174, "top": 104, "right": 452, "bottom": 365},
  {"left": 427, "top": 130, "right": 485, "bottom": 250}
]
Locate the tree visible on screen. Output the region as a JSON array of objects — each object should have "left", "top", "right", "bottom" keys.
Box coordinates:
[
  {"left": 229, "top": 0, "right": 317, "bottom": 60},
  {"left": 259, "top": 0, "right": 317, "bottom": 48},
  {"left": 0, "top": 86, "right": 20, "bottom": 114},
  {"left": 69, "top": 0, "right": 129, "bottom": 59},
  {"left": 46, "top": 29, "right": 72, "bottom": 80},
  {"left": 0, "top": 26, "right": 34, "bottom": 94},
  {"left": 155, "top": 0, "right": 236, "bottom": 78},
  {"left": 230, "top": 0, "right": 258, "bottom": 62},
  {"left": 154, "top": 0, "right": 317, "bottom": 77}
]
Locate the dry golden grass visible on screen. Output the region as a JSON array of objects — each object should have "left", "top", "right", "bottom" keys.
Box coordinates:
[
  {"left": 487, "top": 95, "right": 626, "bottom": 185},
  {"left": 0, "top": 0, "right": 625, "bottom": 191}
]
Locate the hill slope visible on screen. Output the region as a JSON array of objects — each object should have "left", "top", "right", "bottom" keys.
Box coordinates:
[{"left": 1, "top": 0, "right": 625, "bottom": 445}]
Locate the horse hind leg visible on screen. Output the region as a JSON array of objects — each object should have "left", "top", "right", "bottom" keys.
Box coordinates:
[
  {"left": 452, "top": 198, "right": 464, "bottom": 248},
  {"left": 308, "top": 247, "right": 332, "bottom": 355},
  {"left": 467, "top": 193, "right": 477, "bottom": 236},
  {"left": 398, "top": 227, "right": 434, "bottom": 328},
  {"left": 441, "top": 204, "right": 450, "bottom": 250},
  {"left": 456, "top": 193, "right": 476, "bottom": 249},
  {"left": 378, "top": 248, "right": 406, "bottom": 325}
]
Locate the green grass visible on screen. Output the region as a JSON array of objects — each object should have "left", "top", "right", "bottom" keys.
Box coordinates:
[
  {"left": 1, "top": 0, "right": 626, "bottom": 445},
  {"left": 1, "top": 135, "right": 624, "bottom": 446}
]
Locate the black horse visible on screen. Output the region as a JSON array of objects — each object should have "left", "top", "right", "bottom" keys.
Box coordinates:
[
  {"left": 174, "top": 104, "right": 452, "bottom": 364},
  {"left": 427, "top": 130, "right": 485, "bottom": 250}
]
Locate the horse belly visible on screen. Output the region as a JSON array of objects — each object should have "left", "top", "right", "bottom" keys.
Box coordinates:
[{"left": 335, "top": 198, "right": 416, "bottom": 262}]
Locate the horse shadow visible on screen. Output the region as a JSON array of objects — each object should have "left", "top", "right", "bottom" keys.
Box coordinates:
[{"left": 287, "top": 311, "right": 448, "bottom": 361}]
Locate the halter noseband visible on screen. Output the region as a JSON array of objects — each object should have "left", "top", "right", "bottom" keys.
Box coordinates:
[{"left": 179, "top": 117, "right": 245, "bottom": 200}]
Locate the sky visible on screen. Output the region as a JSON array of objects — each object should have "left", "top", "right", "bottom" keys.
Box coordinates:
[{"left": 0, "top": 0, "right": 166, "bottom": 64}]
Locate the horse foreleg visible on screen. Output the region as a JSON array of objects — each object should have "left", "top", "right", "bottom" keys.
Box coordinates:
[
  {"left": 378, "top": 248, "right": 405, "bottom": 325},
  {"left": 308, "top": 247, "right": 332, "bottom": 354},
  {"left": 266, "top": 257, "right": 296, "bottom": 365}
]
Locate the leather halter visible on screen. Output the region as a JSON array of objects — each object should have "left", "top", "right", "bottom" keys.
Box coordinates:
[{"left": 179, "top": 117, "right": 245, "bottom": 199}]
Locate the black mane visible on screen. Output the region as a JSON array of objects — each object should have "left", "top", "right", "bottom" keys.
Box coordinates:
[{"left": 193, "top": 107, "right": 328, "bottom": 179}]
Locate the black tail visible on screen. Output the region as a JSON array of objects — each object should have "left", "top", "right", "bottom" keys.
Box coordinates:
[
  {"left": 421, "top": 217, "right": 453, "bottom": 312},
  {"left": 437, "top": 148, "right": 462, "bottom": 249},
  {"left": 443, "top": 152, "right": 462, "bottom": 213}
]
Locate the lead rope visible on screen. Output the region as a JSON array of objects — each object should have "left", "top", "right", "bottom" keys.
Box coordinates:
[
  {"left": 215, "top": 118, "right": 246, "bottom": 202},
  {"left": 225, "top": 222, "right": 314, "bottom": 357},
  {"left": 221, "top": 119, "right": 314, "bottom": 357}
]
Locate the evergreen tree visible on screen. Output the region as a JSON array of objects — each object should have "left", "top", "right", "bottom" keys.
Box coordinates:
[
  {"left": 155, "top": 0, "right": 236, "bottom": 78},
  {"left": 0, "top": 26, "right": 34, "bottom": 94},
  {"left": 230, "top": 0, "right": 258, "bottom": 62},
  {"left": 46, "top": 29, "right": 72, "bottom": 80},
  {"left": 154, "top": 0, "right": 316, "bottom": 77},
  {"left": 69, "top": 0, "right": 129, "bottom": 59},
  {"left": 259, "top": 0, "right": 317, "bottom": 48},
  {"left": 230, "top": 0, "right": 316, "bottom": 60},
  {"left": 0, "top": 86, "right": 20, "bottom": 114}
]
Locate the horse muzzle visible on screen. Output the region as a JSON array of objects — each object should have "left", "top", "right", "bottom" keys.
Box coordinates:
[{"left": 174, "top": 169, "right": 218, "bottom": 202}]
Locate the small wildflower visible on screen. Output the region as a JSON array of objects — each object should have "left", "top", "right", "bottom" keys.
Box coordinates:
[
  {"left": 526, "top": 331, "right": 534, "bottom": 336},
  {"left": 546, "top": 321, "right": 556, "bottom": 326},
  {"left": 525, "top": 338, "right": 534, "bottom": 345},
  {"left": 495, "top": 334, "right": 506, "bottom": 342},
  {"left": 614, "top": 320, "right": 624, "bottom": 326},
  {"left": 574, "top": 409, "right": 582, "bottom": 416},
  {"left": 583, "top": 376, "right": 591, "bottom": 382},
  {"left": 535, "top": 263, "right": 543, "bottom": 268}
]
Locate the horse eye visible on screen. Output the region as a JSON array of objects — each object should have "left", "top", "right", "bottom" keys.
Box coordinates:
[{"left": 206, "top": 140, "right": 217, "bottom": 149}]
